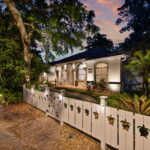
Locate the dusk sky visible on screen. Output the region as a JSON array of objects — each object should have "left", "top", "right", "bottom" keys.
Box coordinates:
[
  {"left": 55, "top": 0, "right": 130, "bottom": 60},
  {"left": 84, "top": 0, "right": 130, "bottom": 44}
]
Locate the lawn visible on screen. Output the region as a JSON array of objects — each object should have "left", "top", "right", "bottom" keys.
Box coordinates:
[{"left": 55, "top": 86, "right": 120, "bottom": 108}]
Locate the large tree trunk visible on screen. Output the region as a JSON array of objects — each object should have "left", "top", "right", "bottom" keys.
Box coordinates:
[{"left": 4, "top": 0, "right": 32, "bottom": 85}]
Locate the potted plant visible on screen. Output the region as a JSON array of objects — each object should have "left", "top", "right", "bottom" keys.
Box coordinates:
[
  {"left": 107, "top": 115, "right": 115, "bottom": 125},
  {"left": 64, "top": 103, "right": 67, "bottom": 108},
  {"left": 93, "top": 111, "right": 99, "bottom": 119},
  {"left": 70, "top": 105, "right": 74, "bottom": 111},
  {"left": 85, "top": 109, "right": 89, "bottom": 116},
  {"left": 138, "top": 125, "right": 150, "bottom": 138},
  {"left": 121, "top": 119, "right": 131, "bottom": 131},
  {"left": 77, "top": 106, "right": 81, "bottom": 113}
]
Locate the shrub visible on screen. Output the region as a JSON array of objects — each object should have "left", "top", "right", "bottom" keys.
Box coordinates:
[
  {"left": 114, "top": 93, "right": 150, "bottom": 115},
  {"left": 0, "top": 89, "right": 22, "bottom": 106}
]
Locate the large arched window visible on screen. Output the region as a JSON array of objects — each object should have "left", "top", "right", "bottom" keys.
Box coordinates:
[
  {"left": 78, "top": 64, "right": 86, "bottom": 80},
  {"left": 95, "top": 63, "right": 108, "bottom": 83}
]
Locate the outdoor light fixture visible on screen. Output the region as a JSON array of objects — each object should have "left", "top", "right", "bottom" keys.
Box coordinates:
[
  {"left": 109, "top": 83, "right": 120, "bottom": 92},
  {"left": 56, "top": 66, "right": 61, "bottom": 71},
  {"left": 31, "top": 87, "right": 35, "bottom": 94},
  {"left": 64, "top": 64, "right": 67, "bottom": 70},
  {"left": 72, "top": 63, "right": 76, "bottom": 69},
  {"left": 100, "top": 96, "right": 108, "bottom": 106},
  {"left": 82, "top": 63, "right": 87, "bottom": 69}
]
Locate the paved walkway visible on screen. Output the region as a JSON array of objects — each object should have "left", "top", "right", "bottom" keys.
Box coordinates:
[
  {"left": 0, "top": 103, "right": 103, "bottom": 150},
  {"left": 0, "top": 121, "right": 24, "bottom": 150}
]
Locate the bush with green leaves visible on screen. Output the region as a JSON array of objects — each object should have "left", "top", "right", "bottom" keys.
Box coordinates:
[{"left": 0, "top": 89, "right": 22, "bottom": 106}]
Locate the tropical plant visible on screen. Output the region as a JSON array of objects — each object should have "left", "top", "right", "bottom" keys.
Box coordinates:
[
  {"left": 125, "top": 50, "right": 150, "bottom": 96},
  {"left": 116, "top": 93, "right": 150, "bottom": 115}
]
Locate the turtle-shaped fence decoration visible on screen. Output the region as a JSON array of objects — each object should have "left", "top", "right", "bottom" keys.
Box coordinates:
[
  {"left": 107, "top": 115, "right": 115, "bottom": 125},
  {"left": 93, "top": 111, "right": 99, "bottom": 119},
  {"left": 77, "top": 107, "right": 81, "bottom": 113},
  {"left": 121, "top": 119, "right": 131, "bottom": 131},
  {"left": 64, "top": 103, "right": 67, "bottom": 108},
  {"left": 70, "top": 105, "right": 74, "bottom": 111},
  {"left": 85, "top": 109, "right": 89, "bottom": 116},
  {"left": 138, "top": 125, "right": 150, "bottom": 138}
]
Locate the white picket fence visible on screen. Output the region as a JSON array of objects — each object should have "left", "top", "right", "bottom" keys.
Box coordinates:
[{"left": 23, "top": 87, "right": 150, "bottom": 150}]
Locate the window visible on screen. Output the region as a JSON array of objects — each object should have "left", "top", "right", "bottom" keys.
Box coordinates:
[
  {"left": 95, "top": 63, "right": 108, "bottom": 83},
  {"left": 78, "top": 64, "right": 86, "bottom": 80}
]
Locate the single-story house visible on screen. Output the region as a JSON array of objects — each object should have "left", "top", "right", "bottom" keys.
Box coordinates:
[{"left": 40, "top": 48, "right": 128, "bottom": 92}]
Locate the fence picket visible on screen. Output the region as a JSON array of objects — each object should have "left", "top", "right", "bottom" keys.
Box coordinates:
[
  {"left": 62, "top": 97, "right": 69, "bottom": 123},
  {"left": 92, "top": 103, "right": 101, "bottom": 140},
  {"left": 68, "top": 98, "right": 76, "bottom": 127},
  {"left": 75, "top": 100, "right": 83, "bottom": 130},
  {"left": 83, "top": 101, "right": 92, "bottom": 135}
]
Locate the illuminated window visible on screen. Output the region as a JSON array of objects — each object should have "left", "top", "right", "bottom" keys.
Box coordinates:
[
  {"left": 78, "top": 64, "right": 86, "bottom": 80},
  {"left": 95, "top": 63, "right": 108, "bottom": 83}
]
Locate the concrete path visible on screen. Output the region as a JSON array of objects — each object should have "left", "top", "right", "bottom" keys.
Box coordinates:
[
  {"left": 0, "top": 103, "right": 103, "bottom": 150},
  {"left": 0, "top": 121, "right": 24, "bottom": 150},
  {"left": 0, "top": 117, "right": 61, "bottom": 150}
]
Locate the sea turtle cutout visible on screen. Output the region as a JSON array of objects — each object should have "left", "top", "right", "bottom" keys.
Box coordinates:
[{"left": 138, "top": 125, "right": 150, "bottom": 138}]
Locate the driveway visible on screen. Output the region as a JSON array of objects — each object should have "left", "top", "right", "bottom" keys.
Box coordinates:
[{"left": 0, "top": 103, "right": 103, "bottom": 150}]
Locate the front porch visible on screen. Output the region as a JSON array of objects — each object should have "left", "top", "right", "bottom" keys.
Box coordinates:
[{"left": 54, "top": 84, "right": 119, "bottom": 96}]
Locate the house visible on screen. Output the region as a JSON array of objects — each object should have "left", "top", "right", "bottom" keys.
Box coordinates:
[{"left": 41, "top": 48, "right": 127, "bottom": 92}]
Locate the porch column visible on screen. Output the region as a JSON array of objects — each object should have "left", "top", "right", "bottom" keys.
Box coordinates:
[{"left": 84, "top": 67, "right": 87, "bottom": 87}]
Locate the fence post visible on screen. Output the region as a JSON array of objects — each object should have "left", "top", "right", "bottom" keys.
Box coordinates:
[
  {"left": 100, "top": 96, "right": 108, "bottom": 150},
  {"left": 60, "top": 90, "right": 65, "bottom": 126},
  {"left": 23, "top": 84, "right": 26, "bottom": 102}
]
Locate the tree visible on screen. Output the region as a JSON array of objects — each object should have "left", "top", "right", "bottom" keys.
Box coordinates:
[
  {"left": 126, "top": 50, "right": 150, "bottom": 96},
  {"left": 116, "top": 0, "right": 150, "bottom": 52},
  {"left": 2, "top": 0, "right": 97, "bottom": 84},
  {"left": 0, "top": 39, "right": 24, "bottom": 90},
  {"left": 86, "top": 33, "right": 113, "bottom": 50}
]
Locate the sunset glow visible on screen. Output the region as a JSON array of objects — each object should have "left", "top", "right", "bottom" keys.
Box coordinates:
[{"left": 84, "top": 0, "right": 130, "bottom": 44}]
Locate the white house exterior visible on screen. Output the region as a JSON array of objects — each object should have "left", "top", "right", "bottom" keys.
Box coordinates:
[{"left": 41, "top": 48, "right": 127, "bottom": 92}]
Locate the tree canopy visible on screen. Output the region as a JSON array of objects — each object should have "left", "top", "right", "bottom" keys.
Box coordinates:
[
  {"left": 116, "top": 0, "right": 150, "bottom": 51},
  {"left": 86, "top": 33, "right": 113, "bottom": 50},
  {"left": 1, "top": 0, "right": 100, "bottom": 86}
]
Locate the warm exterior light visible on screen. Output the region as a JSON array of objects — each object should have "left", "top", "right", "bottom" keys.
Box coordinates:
[
  {"left": 64, "top": 64, "right": 67, "bottom": 70},
  {"left": 82, "top": 63, "right": 87, "bottom": 69},
  {"left": 109, "top": 84, "right": 120, "bottom": 92},
  {"left": 72, "top": 64, "right": 76, "bottom": 69},
  {"left": 31, "top": 87, "right": 35, "bottom": 94}
]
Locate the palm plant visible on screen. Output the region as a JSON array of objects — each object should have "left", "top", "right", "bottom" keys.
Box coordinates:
[
  {"left": 117, "top": 93, "right": 150, "bottom": 115},
  {"left": 126, "top": 50, "right": 150, "bottom": 96}
]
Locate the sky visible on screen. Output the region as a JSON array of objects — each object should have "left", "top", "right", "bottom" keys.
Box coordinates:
[
  {"left": 55, "top": 0, "right": 130, "bottom": 60},
  {"left": 84, "top": 0, "right": 130, "bottom": 44}
]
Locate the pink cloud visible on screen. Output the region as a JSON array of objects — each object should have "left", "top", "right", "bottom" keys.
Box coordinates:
[
  {"left": 94, "top": 19, "right": 102, "bottom": 27},
  {"left": 97, "top": 0, "right": 114, "bottom": 5},
  {"left": 95, "top": 10, "right": 103, "bottom": 16}
]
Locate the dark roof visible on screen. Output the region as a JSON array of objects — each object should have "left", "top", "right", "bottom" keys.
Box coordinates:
[{"left": 51, "top": 48, "right": 124, "bottom": 65}]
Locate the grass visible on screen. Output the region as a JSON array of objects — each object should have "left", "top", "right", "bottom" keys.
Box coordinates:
[
  {"left": 55, "top": 87, "right": 101, "bottom": 102},
  {"left": 55, "top": 87, "right": 120, "bottom": 108}
]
